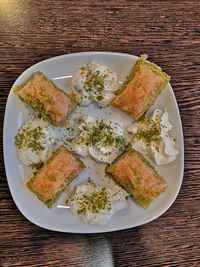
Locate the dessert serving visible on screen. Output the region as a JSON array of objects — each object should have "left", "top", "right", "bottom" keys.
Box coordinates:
[
  {"left": 127, "top": 109, "right": 179, "bottom": 165},
  {"left": 112, "top": 55, "right": 170, "bottom": 120},
  {"left": 27, "top": 146, "right": 85, "bottom": 208},
  {"left": 106, "top": 147, "right": 167, "bottom": 208},
  {"left": 71, "top": 116, "right": 127, "bottom": 163},
  {"left": 72, "top": 61, "right": 118, "bottom": 107},
  {"left": 14, "top": 117, "right": 71, "bottom": 166},
  {"left": 3, "top": 52, "right": 183, "bottom": 232},
  {"left": 68, "top": 179, "right": 129, "bottom": 225},
  {"left": 14, "top": 71, "right": 75, "bottom": 125}
]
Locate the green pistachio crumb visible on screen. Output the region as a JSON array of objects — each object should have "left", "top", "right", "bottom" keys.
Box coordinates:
[
  {"left": 15, "top": 126, "right": 45, "bottom": 154},
  {"left": 46, "top": 97, "right": 55, "bottom": 104},
  {"left": 49, "top": 175, "right": 57, "bottom": 181},
  {"left": 134, "top": 118, "right": 161, "bottom": 147},
  {"left": 77, "top": 186, "right": 111, "bottom": 215}
]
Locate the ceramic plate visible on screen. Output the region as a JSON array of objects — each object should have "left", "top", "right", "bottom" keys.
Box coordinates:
[{"left": 3, "top": 52, "right": 184, "bottom": 233}]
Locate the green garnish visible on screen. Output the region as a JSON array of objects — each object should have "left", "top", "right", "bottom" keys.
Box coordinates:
[
  {"left": 83, "top": 70, "right": 105, "bottom": 92},
  {"left": 90, "top": 120, "right": 114, "bottom": 146},
  {"left": 96, "top": 95, "right": 104, "bottom": 101},
  {"left": 46, "top": 97, "right": 55, "bottom": 104},
  {"left": 134, "top": 117, "right": 161, "bottom": 147},
  {"left": 49, "top": 175, "right": 57, "bottom": 181},
  {"left": 90, "top": 120, "right": 125, "bottom": 151},
  {"left": 115, "top": 136, "right": 126, "bottom": 150},
  {"left": 27, "top": 99, "right": 52, "bottom": 123},
  {"left": 15, "top": 126, "right": 45, "bottom": 154},
  {"left": 77, "top": 186, "right": 111, "bottom": 215},
  {"left": 77, "top": 119, "right": 126, "bottom": 153},
  {"left": 81, "top": 68, "right": 111, "bottom": 102}
]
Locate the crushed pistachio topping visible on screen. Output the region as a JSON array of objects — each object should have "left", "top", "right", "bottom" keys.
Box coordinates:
[
  {"left": 68, "top": 178, "right": 129, "bottom": 224},
  {"left": 78, "top": 119, "right": 125, "bottom": 153},
  {"left": 26, "top": 98, "right": 52, "bottom": 123},
  {"left": 73, "top": 63, "right": 118, "bottom": 107},
  {"left": 15, "top": 126, "right": 45, "bottom": 154},
  {"left": 134, "top": 115, "right": 161, "bottom": 149},
  {"left": 90, "top": 120, "right": 114, "bottom": 146},
  {"left": 92, "top": 120, "right": 125, "bottom": 151},
  {"left": 75, "top": 181, "right": 111, "bottom": 215},
  {"left": 46, "top": 97, "right": 55, "bottom": 104},
  {"left": 81, "top": 67, "right": 110, "bottom": 99},
  {"left": 38, "top": 89, "right": 55, "bottom": 105},
  {"left": 49, "top": 175, "right": 57, "bottom": 181}
]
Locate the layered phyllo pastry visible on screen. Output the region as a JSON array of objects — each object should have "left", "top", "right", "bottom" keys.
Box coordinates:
[
  {"left": 14, "top": 72, "right": 75, "bottom": 125},
  {"left": 27, "top": 146, "right": 85, "bottom": 208},
  {"left": 106, "top": 147, "right": 167, "bottom": 208},
  {"left": 112, "top": 56, "right": 170, "bottom": 120}
]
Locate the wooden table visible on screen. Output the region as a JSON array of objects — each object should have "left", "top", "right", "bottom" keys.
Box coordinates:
[{"left": 0, "top": 1, "right": 199, "bottom": 266}]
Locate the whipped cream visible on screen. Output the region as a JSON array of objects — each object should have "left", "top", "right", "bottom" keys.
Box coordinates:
[
  {"left": 15, "top": 118, "right": 68, "bottom": 166},
  {"left": 72, "top": 116, "right": 126, "bottom": 163},
  {"left": 127, "top": 109, "right": 179, "bottom": 165},
  {"left": 72, "top": 62, "right": 118, "bottom": 107},
  {"left": 68, "top": 179, "right": 129, "bottom": 225}
]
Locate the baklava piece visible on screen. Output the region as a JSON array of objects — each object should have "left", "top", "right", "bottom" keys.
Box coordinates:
[
  {"left": 106, "top": 147, "right": 167, "bottom": 208},
  {"left": 27, "top": 146, "right": 85, "bottom": 208},
  {"left": 14, "top": 71, "right": 75, "bottom": 125},
  {"left": 112, "top": 56, "right": 170, "bottom": 120}
]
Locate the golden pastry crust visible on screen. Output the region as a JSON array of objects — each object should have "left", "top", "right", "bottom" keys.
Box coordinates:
[
  {"left": 106, "top": 147, "right": 167, "bottom": 208},
  {"left": 112, "top": 57, "right": 170, "bottom": 120},
  {"left": 14, "top": 72, "right": 75, "bottom": 125},
  {"left": 27, "top": 146, "right": 85, "bottom": 208}
]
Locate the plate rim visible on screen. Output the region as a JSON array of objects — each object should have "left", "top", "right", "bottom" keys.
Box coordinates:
[{"left": 3, "top": 51, "right": 184, "bottom": 233}]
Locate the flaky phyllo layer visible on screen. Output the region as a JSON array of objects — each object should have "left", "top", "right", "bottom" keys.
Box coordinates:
[
  {"left": 14, "top": 72, "right": 76, "bottom": 125},
  {"left": 106, "top": 147, "right": 167, "bottom": 208},
  {"left": 112, "top": 56, "right": 170, "bottom": 120},
  {"left": 27, "top": 146, "right": 85, "bottom": 208}
]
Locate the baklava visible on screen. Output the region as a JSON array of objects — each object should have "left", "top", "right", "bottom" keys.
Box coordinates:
[
  {"left": 27, "top": 146, "right": 85, "bottom": 208},
  {"left": 14, "top": 71, "right": 75, "bottom": 125},
  {"left": 112, "top": 56, "right": 170, "bottom": 120},
  {"left": 106, "top": 147, "right": 167, "bottom": 208}
]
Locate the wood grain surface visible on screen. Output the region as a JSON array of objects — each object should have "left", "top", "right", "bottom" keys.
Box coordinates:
[{"left": 0, "top": 1, "right": 200, "bottom": 266}]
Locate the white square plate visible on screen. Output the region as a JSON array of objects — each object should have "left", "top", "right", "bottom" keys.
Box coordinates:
[{"left": 3, "top": 52, "right": 184, "bottom": 233}]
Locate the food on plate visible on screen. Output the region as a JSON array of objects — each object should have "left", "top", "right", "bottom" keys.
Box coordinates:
[
  {"left": 13, "top": 71, "right": 75, "bottom": 125},
  {"left": 27, "top": 146, "right": 85, "bottom": 208},
  {"left": 68, "top": 178, "right": 129, "bottom": 225},
  {"left": 15, "top": 118, "right": 69, "bottom": 166},
  {"left": 112, "top": 55, "right": 170, "bottom": 120},
  {"left": 72, "top": 61, "right": 118, "bottom": 107},
  {"left": 127, "top": 109, "right": 179, "bottom": 165},
  {"left": 106, "top": 147, "right": 167, "bottom": 208},
  {"left": 12, "top": 54, "right": 178, "bottom": 220},
  {"left": 72, "top": 116, "right": 127, "bottom": 163}
]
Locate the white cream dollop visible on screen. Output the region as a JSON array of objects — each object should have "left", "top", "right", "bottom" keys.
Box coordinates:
[
  {"left": 72, "top": 62, "right": 118, "bottom": 107},
  {"left": 72, "top": 116, "right": 126, "bottom": 163},
  {"left": 127, "top": 109, "right": 179, "bottom": 165},
  {"left": 15, "top": 118, "right": 68, "bottom": 166},
  {"left": 68, "top": 179, "right": 129, "bottom": 225}
]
